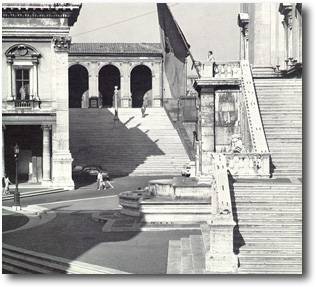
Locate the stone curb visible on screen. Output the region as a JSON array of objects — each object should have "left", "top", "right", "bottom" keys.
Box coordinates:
[{"left": 2, "top": 188, "right": 67, "bottom": 201}]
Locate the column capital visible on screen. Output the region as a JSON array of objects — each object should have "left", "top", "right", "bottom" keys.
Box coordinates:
[
  {"left": 41, "top": 125, "right": 52, "bottom": 131},
  {"left": 53, "top": 36, "right": 72, "bottom": 52}
]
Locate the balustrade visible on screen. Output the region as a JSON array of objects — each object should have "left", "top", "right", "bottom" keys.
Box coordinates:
[
  {"left": 4, "top": 98, "right": 43, "bottom": 111},
  {"left": 200, "top": 61, "right": 241, "bottom": 79},
  {"left": 224, "top": 152, "right": 270, "bottom": 178}
]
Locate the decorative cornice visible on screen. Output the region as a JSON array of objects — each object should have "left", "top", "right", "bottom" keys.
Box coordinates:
[
  {"left": 2, "top": 3, "right": 82, "bottom": 26},
  {"left": 53, "top": 36, "right": 72, "bottom": 52}
]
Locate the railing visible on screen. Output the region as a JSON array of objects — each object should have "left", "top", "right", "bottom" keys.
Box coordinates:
[
  {"left": 4, "top": 98, "right": 41, "bottom": 110},
  {"left": 200, "top": 61, "right": 241, "bottom": 79},
  {"left": 211, "top": 153, "right": 232, "bottom": 215},
  {"left": 240, "top": 60, "right": 269, "bottom": 153},
  {"left": 224, "top": 152, "right": 270, "bottom": 178}
]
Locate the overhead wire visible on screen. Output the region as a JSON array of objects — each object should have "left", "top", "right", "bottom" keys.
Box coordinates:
[{"left": 71, "top": 3, "right": 180, "bottom": 37}]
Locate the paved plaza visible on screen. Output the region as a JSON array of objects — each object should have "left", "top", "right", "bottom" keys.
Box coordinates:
[{"left": 2, "top": 176, "right": 200, "bottom": 274}]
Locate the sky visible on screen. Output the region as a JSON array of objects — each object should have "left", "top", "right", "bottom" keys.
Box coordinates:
[{"left": 70, "top": 2, "right": 241, "bottom": 66}]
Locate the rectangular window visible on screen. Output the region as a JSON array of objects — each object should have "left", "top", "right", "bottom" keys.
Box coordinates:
[{"left": 16, "top": 69, "right": 30, "bottom": 100}]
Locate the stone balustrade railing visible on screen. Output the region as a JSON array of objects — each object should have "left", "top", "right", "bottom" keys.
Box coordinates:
[
  {"left": 211, "top": 153, "right": 232, "bottom": 215},
  {"left": 3, "top": 99, "right": 56, "bottom": 112},
  {"left": 240, "top": 60, "right": 269, "bottom": 153},
  {"left": 206, "top": 152, "right": 238, "bottom": 273},
  {"left": 200, "top": 61, "right": 241, "bottom": 79},
  {"left": 224, "top": 152, "right": 270, "bottom": 178}
]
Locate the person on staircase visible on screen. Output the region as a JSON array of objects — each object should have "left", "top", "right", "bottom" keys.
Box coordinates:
[{"left": 141, "top": 92, "right": 150, "bottom": 118}]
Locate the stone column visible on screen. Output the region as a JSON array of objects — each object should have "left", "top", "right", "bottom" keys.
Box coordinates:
[
  {"left": 51, "top": 36, "right": 74, "bottom": 190},
  {"left": 42, "top": 125, "right": 51, "bottom": 182},
  {"left": 2, "top": 125, "right": 5, "bottom": 177},
  {"left": 238, "top": 13, "right": 250, "bottom": 61},
  {"left": 88, "top": 62, "right": 99, "bottom": 99},
  {"left": 205, "top": 214, "right": 238, "bottom": 273},
  {"left": 152, "top": 63, "right": 162, "bottom": 107},
  {"left": 7, "top": 58, "right": 13, "bottom": 100},
  {"left": 279, "top": 4, "right": 293, "bottom": 67},
  {"left": 32, "top": 57, "right": 39, "bottom": 99},
  {"left": 120, "top": 62, "right": 132, "bottom": 107}
]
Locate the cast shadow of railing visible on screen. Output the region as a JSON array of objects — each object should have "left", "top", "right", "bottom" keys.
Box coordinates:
[{"left": 228, "top": 171, "right": 245, "bottom": 262}]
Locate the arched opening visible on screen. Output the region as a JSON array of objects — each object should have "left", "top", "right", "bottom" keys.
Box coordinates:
[
  {"left": 68, "top": 64, "right": 89, "bottom": 108},
  {"left": 131, "top": 65, "right": 152, "bottom": 108},
  {"left": 98, "top": 65, "right": 121, "bottom": 107}
]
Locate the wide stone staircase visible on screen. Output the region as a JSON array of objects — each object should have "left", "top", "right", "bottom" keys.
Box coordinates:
[
  {"left": 166, "top": 180, "right": 302, "bottom": 274},
  {"left": 232, "top": 180, "right": 302, "bottom": 274},
  {"left": 69, "top": 108, "right": 190, "bottom": 176},
  {"left": 254, "top": 78, "right": 302, "bottom": 178}
]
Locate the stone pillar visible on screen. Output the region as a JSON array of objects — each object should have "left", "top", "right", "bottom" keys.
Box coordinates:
[
  {"left": 205, "top": 215, "right": 238, "bottom": 273},
  {"left": 152, "top": 63, "right": 162, "bottom": 107},
  {"left": 238, "top": 13, "right": 250, "bottom": 61},
  {"left": 199, "top": 86, "right": 215, "bottom": 175},
  {"left": 279, "top": 4, "right": 293, "bottom": 66},
  {"left": 120, "top": 63, "right": 131, "bottom": 107},
  {"left": 2, "top": 125, "right": 5, "bottom": 177},
  {"left": 7, "top": 58, "right": 13, "bottom": 100},
  {"left": 88, "top": 62, "right": 99, "bottom": 99},
  {"left": 42, "top": 125, "right": 51, "bottom": 182},
  {"left": 51, "top": 36, "right": 74, "bottom": 190},
  {"left": 32, "top": 57, "right": 39, "bottom": 99}
]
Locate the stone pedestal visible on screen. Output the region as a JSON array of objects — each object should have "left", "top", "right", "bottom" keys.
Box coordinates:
[
  {"left": 152, "top": 97, "right": 162, "bottom": 107},
  {"left": 120, "top": 97, "right": 131, "bottom": 108},
  {"left": 52, "top": 151, "right": 74, "bottom": 190},
  {"left": 205, "top": 214, "right": 238, "bottom": 273}
]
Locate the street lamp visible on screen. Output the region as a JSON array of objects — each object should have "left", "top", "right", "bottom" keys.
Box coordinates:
[{"left": 13, "top": 143, "right": 21, "bottom": 210}]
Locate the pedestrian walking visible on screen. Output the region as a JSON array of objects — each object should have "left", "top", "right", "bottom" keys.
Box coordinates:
[
  {"left": 141, "top": 92, "right": 149, "bottom": 118},
  {"left": 102, "top": 173, "right": 114, "bottom": 190},
  {"left": 97, "top": 171, "right": 103, "bottom": 191},
  {"left": 2, "top": 175, "right": 12, "bottom": 195}
]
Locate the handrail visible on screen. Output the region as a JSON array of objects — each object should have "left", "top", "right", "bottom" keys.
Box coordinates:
[
  {"left": 212, "top": 153, "right": 232, "bottom": 215},
  {"left": 240, "top": 60, "right": 269, "bottom": 153}
]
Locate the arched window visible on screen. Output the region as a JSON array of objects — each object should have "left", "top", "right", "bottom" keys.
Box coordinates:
[{"left": 5, "top": 44, "right": 41, "bottom": 103}]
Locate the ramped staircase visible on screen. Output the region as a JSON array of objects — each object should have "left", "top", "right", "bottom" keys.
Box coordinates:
[
  {"left": 254, "top": 78, "right": 302, "bottom": 178},
  {"left": 166, "top": 62, "right": 302, "bottom": 274},
  {"left": 166, "top": 180, "right": 302, "bottom": 274},
  {"left": 69, "top": 108, "right": 190, "bottom": 176}
]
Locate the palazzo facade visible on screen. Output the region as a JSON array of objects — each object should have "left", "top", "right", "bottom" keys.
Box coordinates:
[{"left": 2, "top": 3, "right": 81, "bottom": 189}]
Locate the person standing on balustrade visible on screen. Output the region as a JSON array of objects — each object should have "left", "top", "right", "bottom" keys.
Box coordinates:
[{"left": 207, "top": 50, "right": 216, "bottom": 77}]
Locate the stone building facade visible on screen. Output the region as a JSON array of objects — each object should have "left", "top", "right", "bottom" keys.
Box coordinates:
[
  {"left": 2, "top": 3, "right": 81, "bottom": 189},
  {"left": 68, "top": 43, "right": 163, "bottom": 109},
  {"left": 239, "top": 3, "right": 302, "bottom": 77}
]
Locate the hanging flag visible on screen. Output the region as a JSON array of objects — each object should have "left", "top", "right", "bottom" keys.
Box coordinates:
[{"left": 157, "top": 3, "right": 191, "bottom": 99}]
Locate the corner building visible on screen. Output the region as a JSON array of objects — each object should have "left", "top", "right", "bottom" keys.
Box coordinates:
[{"left": 2, "top": 4, "right": 81, "bottom": 189}]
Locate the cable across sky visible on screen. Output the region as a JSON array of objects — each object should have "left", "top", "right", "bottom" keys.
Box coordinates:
[{"left": 71, "top": 3, "right": 179, "bottom": 37}]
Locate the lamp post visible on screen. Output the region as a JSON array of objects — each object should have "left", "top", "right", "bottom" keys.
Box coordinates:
[
  {"left": 13, "top": 143, "right": 21, "bottom": 210},
  {"left": 113, "top": 86, "right": 119, "bottom": 126}
]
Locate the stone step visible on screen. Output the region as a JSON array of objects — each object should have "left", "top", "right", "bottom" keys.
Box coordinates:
[
  {"left": 181, "top": 238, "right": 194, "bottom": 274},
  {"left": 166, "top": 240, "right": 182, "bottom": 274},
  {"left": 238, "top": 249, "right": 302, "bottom": 256},
  {"left": 189, "top": 235, "right": 205, "bottom": 273}
]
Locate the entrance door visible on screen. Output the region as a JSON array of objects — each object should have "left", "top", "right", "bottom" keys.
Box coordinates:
[{"left": 4, "top": 125, "right": 43, "bottom": 183}]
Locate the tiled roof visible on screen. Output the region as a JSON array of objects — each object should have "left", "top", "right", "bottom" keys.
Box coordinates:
[{"left": 70, "top": 43, "right": 162, "bottom": 56}]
